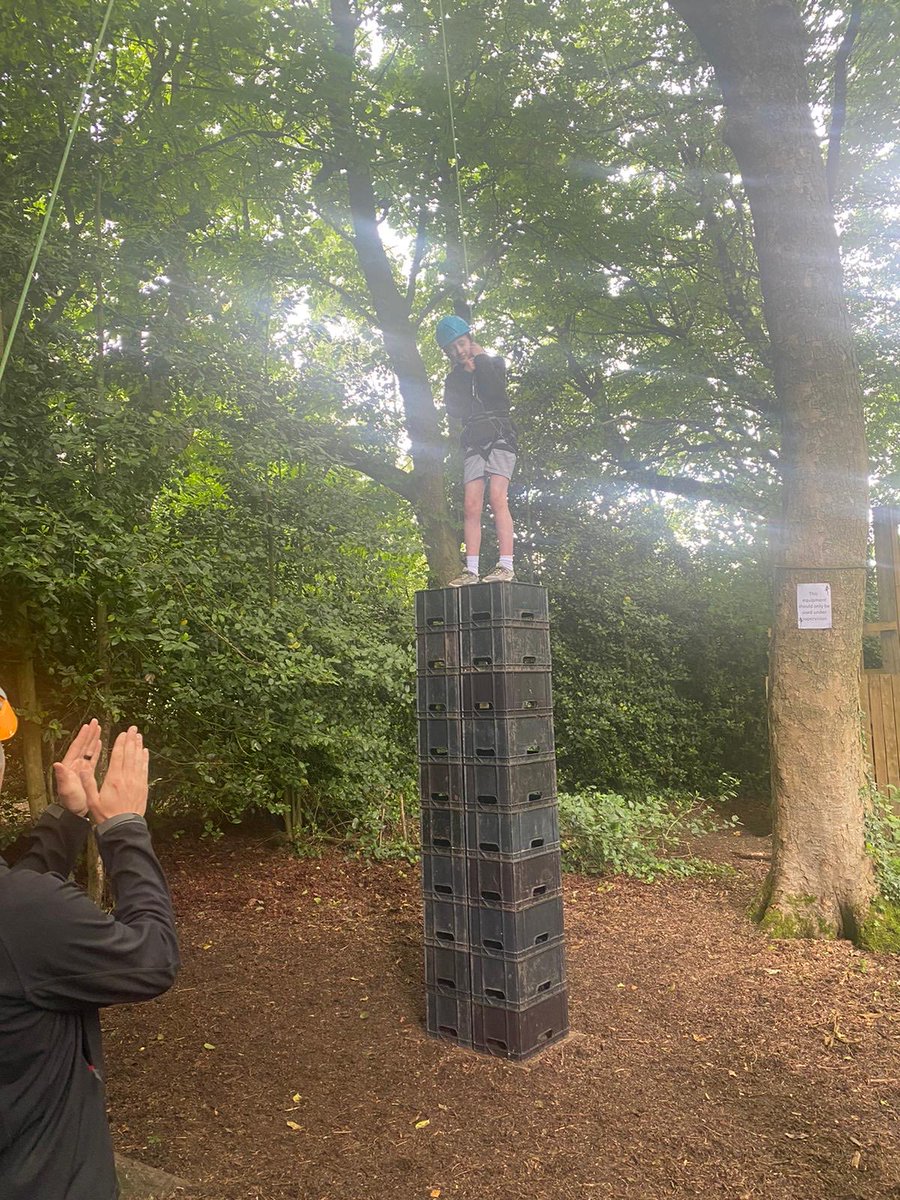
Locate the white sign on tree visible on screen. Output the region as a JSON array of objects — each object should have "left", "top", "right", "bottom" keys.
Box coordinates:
[{"left": 796, "top": 583, "right": 832, "bottom": 630}]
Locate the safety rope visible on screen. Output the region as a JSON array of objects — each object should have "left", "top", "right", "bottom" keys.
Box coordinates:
[
  {"left": 435, "top": 0, "right": 470, "bottom": 291},
  {"left": 0, "top": 0, "right": 117, "bottom": 390}
]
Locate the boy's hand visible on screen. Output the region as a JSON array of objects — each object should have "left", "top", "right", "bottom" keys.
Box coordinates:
[
  {"left": 52, "top": 720, "right": 102, "bottom": 818},
  {"left": 463, "top": 341, "right": 485, "bottom": 370},
  {"left": 82, "top": 726, "right": 149, "bottom": 823}
]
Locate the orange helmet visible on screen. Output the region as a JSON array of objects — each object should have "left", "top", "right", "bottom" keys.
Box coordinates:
[{"left": 0, "top": 688, "right": 18, "bottom": 740}]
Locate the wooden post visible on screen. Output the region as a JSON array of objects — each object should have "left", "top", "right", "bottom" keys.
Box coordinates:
[{"left": 873, "top": 506, "right": 900, "bottom": 672}]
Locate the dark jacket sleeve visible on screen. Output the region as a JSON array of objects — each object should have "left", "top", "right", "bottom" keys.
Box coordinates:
[
  {"left": 10, "top": 804, "right": 90, "bottom": 878},
  {"left": 472, "top": 355, "right": 508, "bottom": 415},
  {"left": 2, "top": 817, "right": 179, "bottom": 1012},
  {"left": 443, "top": 370, "right": 469, "bottom": 422}
]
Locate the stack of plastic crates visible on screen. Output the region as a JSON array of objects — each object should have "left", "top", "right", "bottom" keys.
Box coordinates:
[{"left": 416, "top": 583, "right": 569, "bottom": 1060}]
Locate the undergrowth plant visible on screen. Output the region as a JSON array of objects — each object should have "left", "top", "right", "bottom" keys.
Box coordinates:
[
  {"left": 865, "top": 788, "right": 900, "bottom": 904},
  {"left": 556, "top": 779, "right": 738, "bottom": 881}
]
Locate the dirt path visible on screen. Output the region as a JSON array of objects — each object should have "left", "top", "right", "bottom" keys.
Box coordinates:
[{"left": 103, "top": 832, "right": 899, "bottom": 1200}]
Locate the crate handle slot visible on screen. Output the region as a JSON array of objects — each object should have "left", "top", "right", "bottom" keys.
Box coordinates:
[
  {"left": 522, "top": 655, "right": 536, "bottom": 664},
  {"left": 485, "top": 987, "right": 506, "bottom": 1000},
  {"left": 434, "top": 884, "right": 453, "bottom": 894},
  {"left": 475, "top": 701, "right": 493, "bottom": 710},
  {"left": 540, "top": 1029, "right": 554, "bottom": 1041},
  {"left": 431, "top": 746, "right": 449, "bottom": 757},
  {"left": 426, "top": 617, "right": 446, "bottom": 628},
  {"left": 436, "top": 931, "right": 455, "bottom": 942},
  {"left": 438, "top": 1024, "right": 459, "bottom": 1036},
  {"left": 479, "top": 841, "right": 500, "bottom": 852},
  {"left": 429, "top": 703, "right": 447, "bottom": 712},
  {"left": 431, "top": 792, "right": 449, "bottom": 803},
  {"left": 486, "top": 1038, "right": 508, "bottom": 1051},
  {"left": 477, "top": 794, "right": 497, "bottom": 805},
  {"left": 523, "top": 700, "right": 536, "bottom": 709},
  {"left": 433, "top": 837, "right": 452, "bottom": 848},
  {"left": 428, "top": 658, "right": 447, "bottom": 669},
  {"left": 521, "top": 611, "right": 535, "bottom": 620},
  {"left": 437, "top": 977, "right": 456, "bottom": 989},
  {"left": 483, "top": 938, "right": 503, "bottom": 950},
  {"left": 528, "top": 791, "right": 543, "bottom": 802},
  {"left": 530, "top": 837, "right": 545, "bottom": 848},
  {"left": 476, "top": 747, "right": 496, "bottom": 757},
  {"left": 534, "top": 932, "right": 549, "bottom": 944},
  {"left": 532, "top": 885, "right": 547, "bottom": 896},
  {"left": 482, "top": 889, "right": 501, "bottom": 901},
  {"left": 472, "top": 611, "right": 491, "bottom": 622},
  {"left": 526, "top": 745, "right": 541, "bottom": 755},
  {"left": 537, "top": 979, "right": 552, "bottom": 993},
  {"left": 474, "top": 656, "right": 493, "bottom": 667}
]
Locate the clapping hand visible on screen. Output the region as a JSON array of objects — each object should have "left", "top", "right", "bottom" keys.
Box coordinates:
[
  {"left": 52, "top": 720, "right": 102, "bottom": 818},
  {"left": 81, "top": 726, "right": 149, "bottom": 823}
]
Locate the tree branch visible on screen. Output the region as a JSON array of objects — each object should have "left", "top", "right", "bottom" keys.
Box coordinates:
[
  {"left": 285, "top": 415, "right": 420, "bottom": 503},
  {"left": 406, "top": 198, "right": 431, "bottom": 308},
  {"left": 825, "top": 0, "right": 863, "bottom": 202}
]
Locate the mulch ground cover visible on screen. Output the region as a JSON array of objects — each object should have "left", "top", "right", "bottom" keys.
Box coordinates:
[{"left": 103, "top": 827, "right": 899, "bottom": 1200}]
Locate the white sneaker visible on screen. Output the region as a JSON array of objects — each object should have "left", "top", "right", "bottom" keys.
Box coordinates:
[
  {"left": 481, "top": 564, "right": 515, "bottom": 583},
  {"left": 447, "top": 569, "right": 480, "bottom": 587}
]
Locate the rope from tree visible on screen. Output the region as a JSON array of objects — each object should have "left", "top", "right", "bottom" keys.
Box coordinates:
[
  {"left": 0, "top": 0, "right": 117, "bottom": 391},
  {"left": 435, "top": 0, "right": 470, "bottom": 297}
]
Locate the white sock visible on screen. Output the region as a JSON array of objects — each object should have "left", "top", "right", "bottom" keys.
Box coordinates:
[
  {"left": 466, "top": 556, "right": 480, "bottom": 575},
  {"left": 499, "top": 555, "right": 514, "bottom": 571}
]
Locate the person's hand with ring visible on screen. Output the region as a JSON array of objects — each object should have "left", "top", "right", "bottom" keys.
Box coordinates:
[{"left": 52, "top": 719, "right": 102, "bottom": 818}]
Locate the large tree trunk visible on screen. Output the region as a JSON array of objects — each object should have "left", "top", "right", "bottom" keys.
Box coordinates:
[
  {"left": 670, "top": 0, "right": 874, "bottom": 937},
  {"left": 327, "top": 0, "right": 460, "bottom": 585}
]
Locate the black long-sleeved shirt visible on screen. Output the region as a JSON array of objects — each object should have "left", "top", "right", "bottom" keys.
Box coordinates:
[
  {"left": 443, "top": 353, "right": 517, "bottom": 455},
  {"left": 0, "top": 805, "right": 180, "bottom": 1200}
]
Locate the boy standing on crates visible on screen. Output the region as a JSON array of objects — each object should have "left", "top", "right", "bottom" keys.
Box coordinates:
[{"left": 435, "top": 315, "right": 517, "bottom": 587}]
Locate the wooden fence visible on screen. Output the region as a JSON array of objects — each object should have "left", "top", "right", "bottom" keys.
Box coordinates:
[{"left": 861, "top": 672, "right": 900, "bottom": 793}]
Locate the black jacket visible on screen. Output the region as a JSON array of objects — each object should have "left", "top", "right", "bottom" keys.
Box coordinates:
[
  {"left": 0, "top": 806, "right": 179, "bottom": 1200},
  {"left": 443, "top": 353, "right": 517, "bottom": 456}
]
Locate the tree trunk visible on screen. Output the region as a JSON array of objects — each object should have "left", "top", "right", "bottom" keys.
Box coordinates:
[
  {"left": 87, "top": 173, "right": 109, "bottom": 905},
  {"left": 326, "top": 0, "right": 460, "bottom": 585},
  {"left": 15, "top": 615, "right": 48, "bottom": 818},
  {"left": 670, "top": 0, "right": 874, "bottom": 937}
]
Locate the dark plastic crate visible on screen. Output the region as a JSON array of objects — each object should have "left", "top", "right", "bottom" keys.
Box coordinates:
[
  {"left": 418, "top": 761, "right": 464, "bottom": 806},
  {"left": 426, "top": 988, "right": 473, "bottom": 1046},
  {"left": 466, "top": 802, "right": 560, "bottom": 856},
  {"left": 460, "top": 622, "right": 552, "bottom": 670},
  {"left": 420, "top": 804, "right": 467, "bottom": 854},
  {"left": 471, "top": 989, "right": 569, "bottom": 1060},
  {"left": 417, "top": 716, "right": 463, "bottom": 762},
  {"left": 462, "top": 669, "right": 553, "bottom": 714},
  {"left": 467, "top": 849, "right": 562, "bottom": 906},
  {"left": 416, "top": 628, "right": 460, "bottom": 673},
  {"left": 458, "top": 583, "right": 550, "bottom": 626},
  {"left": 424, "top": 896, "right": 471, "bottom": 947},
  {"left": 469, "top": 895, "right": 565, "bottom": 955},
  {"left": 462, "top": 713, "right": 555, "bottom": 761},
  {"left": 424, "top": 942, "right": 471, "bottom": 994},
  {"left": 422, "top": 852, "right": 468, "bottom": 901},
  {"left": 416, "top": 588, "right": 461, "bottom": 632},
  {"left": 470, "top": 942, "right": 566, "bottom": 1006},
  {"left": 417, "top": 673, "right": 461, "bottom": 716},
  {"left": 464, "top": 758, "right": 557, "bottom": 808}
]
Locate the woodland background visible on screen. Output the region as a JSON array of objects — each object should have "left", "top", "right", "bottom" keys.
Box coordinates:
[{"left": 1, "top": 0, "right": 897, "bottom": 852}]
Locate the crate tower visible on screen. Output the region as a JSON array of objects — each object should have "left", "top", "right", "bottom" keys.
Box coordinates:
[{"left": 415, "top": 582, "right": 569, "bottom": 1060}]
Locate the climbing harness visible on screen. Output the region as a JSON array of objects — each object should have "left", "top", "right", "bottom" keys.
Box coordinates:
[
  {"left": 453, "top": 361, "right": 518, "bottom": 462},
  {"left": 0, "top": 0, "right": 117, "bottom": 390}
]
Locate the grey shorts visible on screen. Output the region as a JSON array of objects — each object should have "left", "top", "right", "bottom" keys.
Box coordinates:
[{"left": 463, "top": 448, "right": 517, "bottom": 485}]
